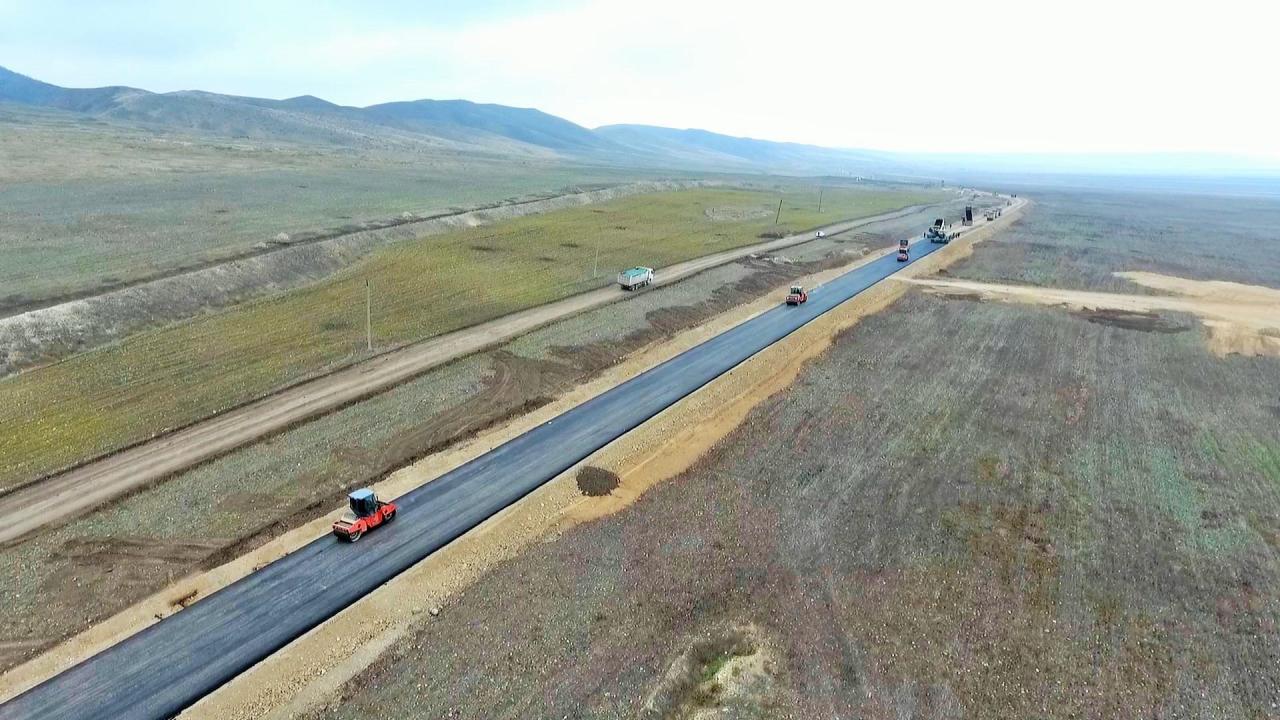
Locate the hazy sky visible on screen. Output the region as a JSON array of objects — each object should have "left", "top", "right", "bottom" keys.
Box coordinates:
[{"left": 2, "top": 0, "right": 1276, "bottom": 158}]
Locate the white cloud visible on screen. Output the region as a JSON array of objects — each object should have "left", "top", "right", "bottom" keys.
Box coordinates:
[{"left": 4, "top": 0, "right": 1277, "bottom": 157}]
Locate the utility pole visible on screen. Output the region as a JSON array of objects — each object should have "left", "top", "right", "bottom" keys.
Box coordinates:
[
  {"left": 593, "top": 237, "right": 601, "bottom": 279},
  {"left": 774, "top": 198, "right": 783, "bottom": 225},
  {"left": 818, "top": 187, "right": 824, "bottom": 213},
  {"left": 365, "top": 279, "right": 372, "bottom": 352}
]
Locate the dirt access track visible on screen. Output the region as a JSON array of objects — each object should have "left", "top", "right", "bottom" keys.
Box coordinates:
[{"left": 0, "top": 201, "right": 943, "bottom": 546}]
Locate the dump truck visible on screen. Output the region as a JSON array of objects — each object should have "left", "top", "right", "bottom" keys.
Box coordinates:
[
  {"left": 332, "top": 488, "right": 397, "bottom": 542},
  {"left": 926, "top": 218, "right": 956, "bottom": 244},
  {"left": 617, "top": 266, "right": 654, "bottom": 291},
  {"left": 786, "top": 284, "right": 808, "bottom": 305}
]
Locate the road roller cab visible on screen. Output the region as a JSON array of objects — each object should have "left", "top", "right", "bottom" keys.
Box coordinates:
[{"left": 332, "top": 488, "right": 397, "bottom": 542}]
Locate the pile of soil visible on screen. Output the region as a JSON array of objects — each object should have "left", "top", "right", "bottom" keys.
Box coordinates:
[{"left": 576, "top": 466, "right": 620, "bottom": 497}]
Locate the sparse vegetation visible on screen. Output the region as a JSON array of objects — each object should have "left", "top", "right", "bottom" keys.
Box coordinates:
[{"left": 0, "top": 104, "right": 670, "bottom": 310}]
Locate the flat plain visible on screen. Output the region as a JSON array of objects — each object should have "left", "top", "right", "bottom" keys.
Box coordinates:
[{"left": 309, "top": 188, "right": 1280, "bottom": 718}]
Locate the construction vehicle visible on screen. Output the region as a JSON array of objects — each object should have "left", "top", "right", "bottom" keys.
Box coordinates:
[
  {"left": 962, "top": 206, "right": 974, "bottom": 226},
  {"left": 897, "top": 237, "right": 910, "bottom": 262},
  {"left": 617, "top": 266, "right": 654, "bottom": 291},
  {"left": 984, "top": 207, "right": 1002, "bottom": 221},
  {"left": 785, "top": 284, "right": 808, "bottom": 305},
  {"left": 332, "top": 488, "right": 397, "bottom": 542},
  {"left": 926, "top": 218, "right": 956, "bottom": 244}
]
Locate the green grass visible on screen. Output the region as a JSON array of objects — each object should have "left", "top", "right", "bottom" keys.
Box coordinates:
[
  {"left": 698, "top": 651, "right": 735, "bottom": 684},
  {"left": 0, "top": 184, "right": 942, "bottom": 489},
  {"left": 0, "top": 106, "right": 674, "bottom": 308}
]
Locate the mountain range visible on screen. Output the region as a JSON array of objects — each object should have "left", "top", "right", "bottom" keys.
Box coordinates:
[
  {"left": 0, "top": 65, "right": 905, "bottom": 175},
  {"left": 7, "top": 66, "right": 1272, "bottom": 180}
]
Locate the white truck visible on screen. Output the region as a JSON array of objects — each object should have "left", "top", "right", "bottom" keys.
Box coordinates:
[{"left": 617, "top": 266, "right": 654, "bottom": 291}]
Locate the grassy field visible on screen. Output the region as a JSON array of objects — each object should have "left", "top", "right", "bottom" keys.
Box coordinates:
[
  {"left": 0, "top": 104, "right": 671, "bottom": 309},
  {"left": 312, "top": 188, "right": 1280, "bottom": 718},
  {"left": 0, "top": 184, "right": 943, "bottom": 490},
  {"left": 948, "top": 188, "right": 1280, "bottom": 291}
]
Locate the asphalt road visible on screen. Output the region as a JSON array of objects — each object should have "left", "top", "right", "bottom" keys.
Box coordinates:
[
  {"left": 0, "top": 201, "right": 943, "bottom": 546},
  {"left": 0, "top": 233, "right": 956, "bottom": 720}
]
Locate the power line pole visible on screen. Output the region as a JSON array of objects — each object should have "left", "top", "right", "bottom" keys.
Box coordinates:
[
  {"left": 818, "top": 187, "right": 824, "bottom": 213},
  {"left": 365, "top": 279, "right": 372, "bottom": 352},
  {"left": 775, "top": 198, "right": 783, "bottom": 225}
]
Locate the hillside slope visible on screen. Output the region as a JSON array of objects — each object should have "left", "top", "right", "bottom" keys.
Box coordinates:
[
  {"left": 596, "top": 123, "right": 904, "bottom": 174},
  {"left": 0, "top": 65, "right": 913, "bottom": 174}
]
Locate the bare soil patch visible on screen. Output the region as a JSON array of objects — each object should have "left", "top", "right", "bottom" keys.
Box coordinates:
[
  {"left": 902, "top": 272, "right": 1280, "bottom": 358},
  {"left": 52, "top": 537, "right": 223, "bottom": 566},
  {"left": 704, "top": 206, "right": 772, "bottom": 222},
  {"left": 1072, "top": 308, "right": 1191, "bottom": 333},
  {"left": 641, "top": 624, "right": 774, "bottom": 719}
]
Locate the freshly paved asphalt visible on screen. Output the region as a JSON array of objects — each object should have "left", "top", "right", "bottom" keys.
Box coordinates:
[{"left": 0, "top": 235, "right": 949, "bottom": 720}]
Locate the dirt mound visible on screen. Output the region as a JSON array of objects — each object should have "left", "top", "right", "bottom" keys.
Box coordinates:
[{"left": 576, "top": 466, "right": 620, "bottom": 496}]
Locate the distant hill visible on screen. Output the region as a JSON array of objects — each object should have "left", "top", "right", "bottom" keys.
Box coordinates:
[
  {"left": 0, "top": 65, "right": 142, "bottom": 113},
  {"left": 0, "top": 65, "right": 910, "bottom": 174},
  {"left": 595, "top": 124, "right": 904, "bottom": 174},
  {"left": 364, "top": 99, "right": 619, "bottom": 154}
]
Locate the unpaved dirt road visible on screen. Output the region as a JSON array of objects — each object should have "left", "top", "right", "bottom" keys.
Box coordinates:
[{"left": 0, "top": 201, "right": 943, "bottom": 546}]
